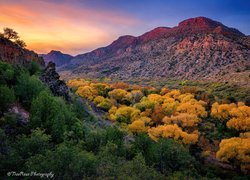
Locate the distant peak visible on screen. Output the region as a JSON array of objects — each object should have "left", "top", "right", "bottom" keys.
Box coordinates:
[
  {"left": 116, "top": 35, "right": 136, "bottom": 41},
  {"left": 178, "top": 17, "right": 222, "bottom": 28},
  {"left": 110, "top": 35, "right": 136, "bottom": 48},
  {"left": 49, "top": 50, "right": 62, "bottom": 54}
]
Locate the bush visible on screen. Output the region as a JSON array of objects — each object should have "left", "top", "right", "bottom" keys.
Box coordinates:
[
  {"left": 30, "top": 91, "right": 67, "bottom": 142},
  {"left": 15, "top": 73, "right": 45, "bottom": 109},
  {"left": 0, "top": 61, "right": 15, "bottom": 84},
  {"left": 0, "top": 85, "right": 15, "bottom": 114},
  {"left": 149, "top": 138, "right": 196, "bottom": 174}
]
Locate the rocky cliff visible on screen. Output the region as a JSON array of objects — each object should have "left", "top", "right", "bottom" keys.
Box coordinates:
[
  {"left": 59, "top": 17, "right": 250, "bottom": 86},
  {"left": 40, "top": 62, "right": 70, "bottom": 101},
  {"left": 0, "top": 37, "right": 45, "bottom": 67}
]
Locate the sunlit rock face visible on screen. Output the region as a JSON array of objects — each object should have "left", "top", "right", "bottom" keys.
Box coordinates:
[
  {"left": 0, "top": 37, "right": 45, "bottom": 67},
  {"left": 60, "top": 17, "right": 250, "bottom": 86}
]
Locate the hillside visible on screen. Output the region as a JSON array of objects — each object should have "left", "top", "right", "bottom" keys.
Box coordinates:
[
  {"left": 1, "top": 27, "right": 249, "bottom": 179},
  {"left": 59, "top": 17, "right": 250, "bottom": 86},
  {"left": 40, "top": 50, "right": 73, "bottom": 67},
  {"left": 0, "top": 37, "right": 44, "bottom": 67}
]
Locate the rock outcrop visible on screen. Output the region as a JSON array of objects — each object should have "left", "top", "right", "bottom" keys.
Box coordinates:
[
  {"left": 40, "top": 62, "right": 70, "bottom": 101},
  {"left": 0, "top": 37, "right": 45, "bottom": 67}
]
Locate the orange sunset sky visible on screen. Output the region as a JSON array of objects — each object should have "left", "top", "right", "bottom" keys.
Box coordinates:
[{"left": 0, "top": 0, "right": 143, "bottom": 55}]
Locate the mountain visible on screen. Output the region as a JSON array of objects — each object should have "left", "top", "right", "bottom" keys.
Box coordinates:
[
  {"left": 0, "top": 37, "right": 44, "bottom": 67},
  {"left": 40, "top": 50, "right": 73, "bottom": 67},
  {"left": 59, "top": 17, "right": 250, "bottom": 86}
]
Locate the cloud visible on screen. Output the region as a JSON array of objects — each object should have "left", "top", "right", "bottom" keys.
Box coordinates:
[{"left": 0, "top": 0, "right": 140, "bottom": 55}]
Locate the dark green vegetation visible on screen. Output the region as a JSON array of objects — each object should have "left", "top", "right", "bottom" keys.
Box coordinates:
[{"left": 0, "top": 61, "right": 249, "bottom": 179}]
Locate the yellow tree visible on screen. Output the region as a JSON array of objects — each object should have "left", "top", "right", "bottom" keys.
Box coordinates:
[
  {"left": 108, "top": 106, "right": 118, "bottom": 121},
  {"left": 163, "top": 113, "right": 201, "bottom": 128},
  {"left": 113, "top": 106, "right": 140, "bottom": 123},
  {"left": 128, "top": 119, "right": 149, "bottom": 133},
  {"left": 160, "top": 87, "right": 169, "bottom": 95},
  {"left": 162, "top": 97, "right": 179, "bottom": 116},
  {"left": 148, "top": 124, "right": 199, "bottom": 144},
  {"left": 164, "top": 89, "right": 181, "bottom": 100},
  {"left": 97, "top": 98, "right": 112, "bottom": 111},
  {"left": 148, "top": 94, "right": 164, "bottom": 104},
  {"left": 108, "top": 89, "right": 128, "bottom": 103},
  {"left": 216, "top": 137, "right": 250, "bottom": 170},
  {"left": 76, "top": 85, "right": 97, "bottom": 101},
  {"left": 227, "top": 105, "right": 250, "bottom": 131},
  {"left": 67, "top": 79, "right": 88, "bottom": 88},
  {"left": 176, "top": 100, "right": 207, "bottom": 118},
  {"left": 92, "top": 83, "right": 110, "bottom": 96},
  {"left": 134, "top": 97, "right": 155, "bottom": 112},
  {"left": 130, "top": 90, "right": 144, "bottom": 104},
  {"left": 93, "top": 96, "right": 105, "bottom": 105},
  {"left": 211, "top": 102, "right": 236, "bottom": 121}
]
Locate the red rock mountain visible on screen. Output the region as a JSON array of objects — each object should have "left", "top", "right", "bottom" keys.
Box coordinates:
[
  {"left": 59, "top": 17, "right": 250, "bottom": 85},
  {"left": 0, "top": 37, "right": 44, "bottom": 67}
]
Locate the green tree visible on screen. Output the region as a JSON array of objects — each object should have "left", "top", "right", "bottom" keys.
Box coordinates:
[
  {"left": 118, "top": 153, "right": 164, "bottom": 179},
  {"left": 0, "top": 85, "right": 15, "bottom": 114},
  {"left": 0, "top": 61, "right": 15, "bottom": 84},
  {"left": 15, "top": 73, "right": 45, "bottom": 109},
  {"left": 30, "top": 91, "right": 67, "bottom": 142},
  {"left": 25, "top": 144, "right": 97, "bottom": 179},
  {"left": 28, "top": 61, "right": 41, "bottom": 75},
  {"left": 13, "top": 129, "right": 51, "bottom": 159},
  {"left": 149, "top": 139, "right": 196, "bottom": 174}
]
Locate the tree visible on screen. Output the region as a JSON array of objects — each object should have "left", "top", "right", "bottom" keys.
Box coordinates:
[
  {"left": 67, "top": 79, "right": 88, "bottom": 89},
  {"left": 113, "top": 106, "right": 140, "bottom": 123},
  {"left": 118, "top": 153, "right": 164, "bottom": 179},
  {"left": 216, "top": 137, "right": 250, "bottom": 171},
  {"left": 14, "top": 128, "right": 51, "bottom": 159},
  {"left": 15, "top": 73, "right": 45, "bottom": 109},
  {"left": 92, "top": 83, "right": 110, "bottom": 97},
  {"left": 163, "top": 113, "right": 201, "bottom": 128},
  {"left": 0, "top": 85, "right": 15, "bottom": 114},
  {"left": 0, "top": 61, "right": 15, "bottom": 84},
  {"left": 28, "top": 61, "right": 41, "bottom": 75},
  {"left": 148, "top": 124, "right": 199, "bottom": 144},
  {"left": 97, "top": 98, "right": 112, "bottom": 111},
  {"left": 151, "top": 105, "right": 165, "bottom": 124},
  {"left": 226, "top": 105, "right": 250, "bottom": 132},
  {"left": 149, "top": 138, "right": 195, "bottom": 174},
  {"left": 15, "top": 39, "right": 26, "bottom": 48},
  {"left": 128, "top": 120, "right": 148, "bottom": 133},
  {"left": 76, "top": 85, "right": 97, "bottom": 101},
  {"left": 148, "top": 94, "right": 164, "bottom": 104},
  {"left": 30, "top": 91, "right": 67, "bottom": 142},
  {"left": 3, "top": 27, "right": 19, "bottom": 40},
  {"left": 93, "top": 96, "right": 105, "bottom": 105},
  {"left": 25, "top": 144, "right": 97, "bottom": 179},
  {"left": 108, "top": 89, "right": 128, "bottom": 103},
  {"left": 176, "top": 100, "right": 207, "bottom": 118},
  {"left": 211, "top": 102, "right": 236, "bottom": 121}
]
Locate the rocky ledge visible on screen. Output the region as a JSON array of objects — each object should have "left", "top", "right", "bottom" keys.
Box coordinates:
[{"left": 40, "top": 62, "right": 70, "bottom": 101}]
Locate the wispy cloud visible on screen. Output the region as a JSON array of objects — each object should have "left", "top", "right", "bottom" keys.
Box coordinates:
[{"left": 0, "top": 0, "right": 140, "bottom": 55}]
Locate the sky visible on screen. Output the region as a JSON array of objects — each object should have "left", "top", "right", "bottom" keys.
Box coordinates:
[{"left": 0, "top": 0, "right": 249, "bottom": 55}]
